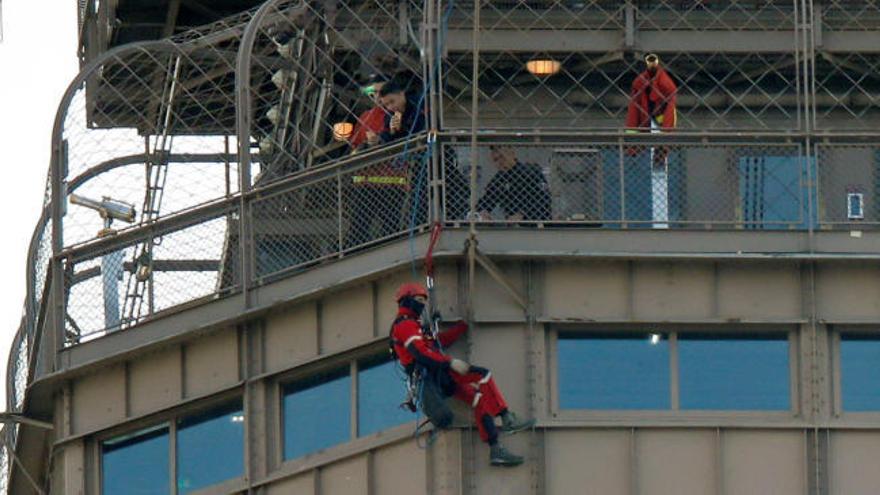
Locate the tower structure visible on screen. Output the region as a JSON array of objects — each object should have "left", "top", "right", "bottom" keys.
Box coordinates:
[{"left": 5, "top": 1, "right": 880, "bottom": 494}]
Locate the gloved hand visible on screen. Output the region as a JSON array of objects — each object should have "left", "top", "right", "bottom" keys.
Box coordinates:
[{"left": 450, "top": 358, "right": 470, "bottom": 375}]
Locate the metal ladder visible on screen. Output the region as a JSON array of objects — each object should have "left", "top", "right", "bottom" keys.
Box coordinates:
[{"left": 121, "top": 55, "right": 181, "bottom": 327}]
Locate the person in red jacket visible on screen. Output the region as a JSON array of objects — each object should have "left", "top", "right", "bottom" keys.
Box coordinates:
[
  {"left": 625, "top": 53, "right": 677, "bottom": 132},
  {"left": 345, "top": 73, "right": 410, "bottom": 249},
  {"left": 390, "top": 282, "right": 534, "bottom": 467},
  {"left": 349, "top": 73, "right": 389, "bottom": 152}
]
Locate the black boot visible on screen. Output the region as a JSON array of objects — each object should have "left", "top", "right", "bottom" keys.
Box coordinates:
[
  {"left": 500, "top": 411, "right": 535, "bottom": 434},
  {"left": 489, "top": 443, "right": 524, "bottom": 467}
]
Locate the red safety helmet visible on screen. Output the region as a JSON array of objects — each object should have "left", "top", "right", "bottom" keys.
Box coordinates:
[{"left": 395, "top": 282, "right": 428, "bottom": 302}]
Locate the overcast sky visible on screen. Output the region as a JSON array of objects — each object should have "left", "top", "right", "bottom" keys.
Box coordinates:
[{"left": 0, "top": 0, "right": 78, "bottom": 409}]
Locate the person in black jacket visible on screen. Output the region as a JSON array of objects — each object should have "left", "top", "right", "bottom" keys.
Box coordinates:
[
  {"left": 376, "top": 76, "right": 426, "bottom": 143},
  {"left": 477, "top": 146, "right": 551, "bottom": 221}
]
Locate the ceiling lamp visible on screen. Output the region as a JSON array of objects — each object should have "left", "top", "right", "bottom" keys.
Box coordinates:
[
  {"left": 266, "top": 105, "right": 281, "bottom": 125},
  {"left": 259, "top": 137, "right": 274, "bottom": 156},
  {"left": 332, "top": 122, "right": 354, "bottom": 141},
  {"left": 526, "top": 59, "right": 561, "bottom": 76}
]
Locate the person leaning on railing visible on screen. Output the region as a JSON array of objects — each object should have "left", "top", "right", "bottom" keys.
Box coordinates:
[
  {"left": 476, "top": 146, "right": 551, "bottom": 223},
  {"left": 344, "top": 71, "right": 425, "bottom": 248}
]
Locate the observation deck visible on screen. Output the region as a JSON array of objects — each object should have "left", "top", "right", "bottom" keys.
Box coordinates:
[{"left": 6, "top": 1, "right": 880, "bottom": 494}]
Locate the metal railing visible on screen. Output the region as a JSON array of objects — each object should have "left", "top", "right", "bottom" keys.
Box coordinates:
[{"left": 8, "top": 1, "right": 880, "bottom": 490}]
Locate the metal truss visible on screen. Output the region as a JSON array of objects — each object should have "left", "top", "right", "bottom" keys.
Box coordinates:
[{"left": 6, "top": 1, "right": 880, "bottom": 491}]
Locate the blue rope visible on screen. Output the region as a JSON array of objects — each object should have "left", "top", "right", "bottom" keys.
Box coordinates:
[{"left": 405, "top": 0, "right": 455, "bottom": 279}]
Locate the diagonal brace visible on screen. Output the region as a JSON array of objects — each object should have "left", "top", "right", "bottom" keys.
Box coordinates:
[{"left": 473, "top": 248, "right": 527, "bottom": 311}]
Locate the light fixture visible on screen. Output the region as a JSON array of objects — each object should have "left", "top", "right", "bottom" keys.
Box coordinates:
[
  {"left": 332, "top": 122, "right": 354, "bottom": 141},
  {"left": 271, "top": 69, "right": 288, "bottom": 90},
  {"left": 526, "top": 59, "right": 561, "bottom": 77},
  {"left": 266, "top": 105, "right": 281, "bottom": 125},
  {"left": 649, "top": 333, "right": 661, "bottom": 345},
  {"left": 259, "top": 137, "right": 274, "bottom": 156},
  {"left": 231, "top": 414, "right": 245, "bottom": 423},
  {"left": 277, "top": 41, "right": 294, "bottom": 59}
]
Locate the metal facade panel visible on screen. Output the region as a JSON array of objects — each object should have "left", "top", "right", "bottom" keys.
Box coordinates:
[
  {"left": 717, "top": 263, "right": 801, "bottom": 319},
  {"left": 72, "top": 365, "right": 125, "bottom": 434},
  {"left": 265, "top": 303, "right": 319, "bottom": 372},
  {"left": 266, "top": 472, "right": 315, "bottom": 495},
  {"left": 469, "top": 324, "right": 528, "bottom": 416},
  {"left": 829, "top": 431, "right": 880, "bottom": 495},
  {"left": 373, "top": 440, "right": 427, "bottom": 494},
  {"left": 128, "top": 347, "right": 182, "bottom": 417},
  {"left": 321, "top": 284, "right": 373, "bottom": 353},
  {"left": 470, "top": 432, "right": 533, "bottom": 495},
  {"left": 376, "top": 270, "right": 413, "bottom": 335},
  {"left": 632, "top": 262, "right": 714, "bottom": 320},
  {"left": 544, "top": 429, "right": 630, "bottom": 495},
  {"left": 61, "top": 440, "right": 85, "bottom": 495},
  {"left": 636, "top": 429, "right": 716, "bottom": 495},
  {"left": 319, "top": 455, "right": 369, "bottom": 495},
  {"left": 430, "top": 430, "right": 463, "bottom": 495},
  {"left": 721, "top": 430, "right": 805, "bottom": 495},
  {"left": 543, "top": 261, "right": 628, "bottom": 320},
  {"left": 816, "top": 264, "right": 880, "bottom": 320},
  {"left": 183, "top": 327, "right": 239, "bottom": 398},
  {"left": 473, "top": 262, "right": 526, "bottom": 321}
]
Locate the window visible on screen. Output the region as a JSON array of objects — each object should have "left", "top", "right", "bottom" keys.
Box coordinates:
[
  {"left": 358, "top": 355, "right": 416, "bottom": 436},
  {"left": 558, "top": 333, "right": 671, "bottom": 410},
  {"left": 678, "top": 334, "right": 790, "bottom": 410},
  {"left": 840, "top": 335, "right": 880, "bottom": 411},
  {"left": 102, "top": 426, "right": 169, "bottom": 495},
  {"left": 283, "top": 367, "right": 351, "bottom": 460},
  {"left": 177, "top": 403, "right": 244, "bottom": 493},
  {"left": 100, "top": 401, "right": 243, "bottom": 495},
  {"left": 280, "top": 350, "right": 419, "bottom": 462},
  {"left": 557, "top": 330, "right": 793, "bottom": 412}
]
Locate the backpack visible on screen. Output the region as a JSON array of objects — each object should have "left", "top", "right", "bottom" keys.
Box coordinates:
[{"left": 390, "top": 316, "right": 454, "bottom": 430}]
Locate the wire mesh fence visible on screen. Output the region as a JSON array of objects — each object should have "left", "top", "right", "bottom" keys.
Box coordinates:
[
  {"left": 443, "top": 140, "right": 808, "bottom": 228},
  {"left": 240, "top": 0, "right": 426, "bottom": 185},
  {"left": 816, "top": 143, "right": 880, "bottom": 226},
  {"left": 42, "top": 0, "right": 880, "bottom": 346},
  {"left": 64, "top": 208, "right": 238, "bottom": 344},
  {"left": 251, "top": 142, "right": 431, "bottom": 283},
  {"left": 9, "top": 1, "right": 880, "bottom": 492},
  {"left": 60, "top": 39, "right": 242, "bottom": 249}
]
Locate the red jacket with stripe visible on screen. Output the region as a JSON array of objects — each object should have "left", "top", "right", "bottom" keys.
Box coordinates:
[{"left": 391, "top": 307, "right": 467, "bottom": 371}]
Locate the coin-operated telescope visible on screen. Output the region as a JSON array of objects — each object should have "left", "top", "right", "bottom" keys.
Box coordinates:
[{"left": 69, "top": 194, "right": 137, "bottom": 332}]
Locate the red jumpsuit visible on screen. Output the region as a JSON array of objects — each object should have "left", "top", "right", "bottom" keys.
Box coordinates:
[{"left": 391, "top": 307, "right": 509, "bottom": 443}]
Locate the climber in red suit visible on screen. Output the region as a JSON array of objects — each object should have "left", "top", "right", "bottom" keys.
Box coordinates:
[{"left": 390, "top": 282, "right": 534, "bottom": 467}]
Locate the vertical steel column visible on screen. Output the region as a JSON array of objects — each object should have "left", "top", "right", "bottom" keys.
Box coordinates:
[
  {"left": 236, "top": 0, "right": 279, "bottom": 307},
  {"left": 426, "top": 0, "right": 443, "bottom": 224},
  {"left": 467, "top": 0, "right": 481, "bottom": 326},
  {"left": 50, "top": 137, "right": 67, "bottom": 369}
]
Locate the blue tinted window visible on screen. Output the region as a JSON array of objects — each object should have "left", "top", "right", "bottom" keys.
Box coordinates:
[
  {"left": 358, "top": 356, "right": 417, "bottom": 436},
  {"left": 679, "top": 335, "right": 790, "bottom": 410},
  {"left": 840, "top": 336, "right": 880, "bottom": 411},
  {"left": 283, "top": 368, "right": 351, "bottom": 460},
  {"left": 558, "top": 334, "right": 670, "bottom": 410},
  {"left": 176, "top": 403, "right": 244, "bottom": 493},
  {"left": 102, "top": 426, "right": 169, "bottom": 495}
]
